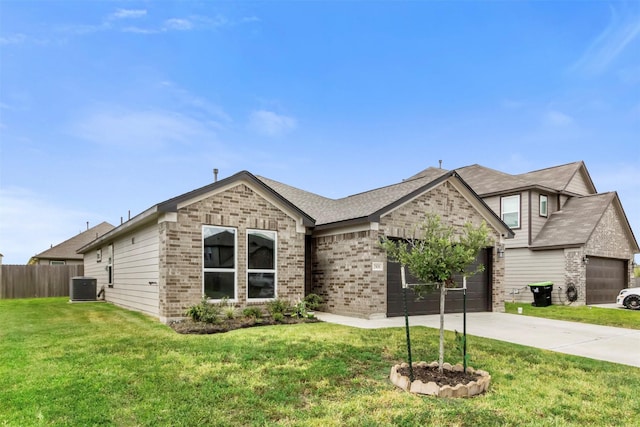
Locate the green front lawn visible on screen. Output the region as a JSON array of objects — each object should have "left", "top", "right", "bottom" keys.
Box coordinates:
[
  {"left": 1, "top": 298, "right": 638, "bottom": 426},
  {"left": 505, "top": 302, "right": 640, "bottom": 330}
]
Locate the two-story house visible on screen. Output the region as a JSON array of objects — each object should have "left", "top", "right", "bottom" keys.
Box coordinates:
[{"left": 410, "top": 161, "right": 639, "bottom": 305}]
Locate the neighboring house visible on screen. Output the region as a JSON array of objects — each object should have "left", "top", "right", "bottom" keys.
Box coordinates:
[
  {"left": 410, "top": 161, "right": 639, "bottom": 305},
  {"left": 29, "top": 222, "right": 115, "bottom": 265},
  {"left": 78, "top": 170, "right": 513, "bottom": 323}
]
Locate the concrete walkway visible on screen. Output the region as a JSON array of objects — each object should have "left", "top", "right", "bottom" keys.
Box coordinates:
[{"left": 314, "top": 311, "right": 640, "bottom": 368}]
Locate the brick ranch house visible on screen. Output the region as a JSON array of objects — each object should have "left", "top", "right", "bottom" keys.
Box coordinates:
[
  {"left": 29, "top": 221, "right": 114, "bottom": 265},
  {"left": 410, "top": 161, "right": 639, "bottom": 306},
  {"left": 78, "top": 169, "right": 513, "bottom": 322}
]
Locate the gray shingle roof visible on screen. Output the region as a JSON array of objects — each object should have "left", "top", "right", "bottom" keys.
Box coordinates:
[
  {"left": 518, "top": 161, "right": 591, "bottom": 193},
  {"left": 259, "top": 168, "right": 450, "bottom": 226},
  {"left": 34, "top": 222, "right": 115, "bottom": 261},
  {"left": 455, "top": 165, "right": 531, "bottom": 195},
  {"left": 530, "top": 193, "right": 615, "bottom": 248},
  {"left": 409, "top": 161, "right": 592, "bottom": 196},
  {"left": 256, "top": 176, "right": 337, "bottom": 223}
]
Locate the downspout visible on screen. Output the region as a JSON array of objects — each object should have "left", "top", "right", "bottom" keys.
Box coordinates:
[{"left": 528, "top": 191, "right": 532, "bottom": 247}]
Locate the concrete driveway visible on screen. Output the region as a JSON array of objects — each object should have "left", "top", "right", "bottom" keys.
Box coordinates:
[{"left": 314, "top": 311, "right": 640, "bottom": 368}]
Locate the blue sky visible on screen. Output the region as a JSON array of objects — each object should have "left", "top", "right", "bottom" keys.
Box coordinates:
[{"left": 0, "top": 1, "right": 639, "bottom": 264}]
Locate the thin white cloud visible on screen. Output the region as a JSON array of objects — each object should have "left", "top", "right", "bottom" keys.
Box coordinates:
[
  {"left": 110, "top": 9, "right": 147, "bottom": 20},
  {"left": 571, "top": 4, "right": 640, "bottom": 75},
  {"left": 0, "top": 187, "right": 96, "bottom": 264},
  {"left": 160, "top": 81, "right": 232, "bottom": 123},
  {"left": 618, "top": 65, "right": 640, "bottom": 85},
  {"left": 122, "top": 26, "right": 159, "bottom": 35},
  {"left": 249, "top": 110, "right": 297, "bottom": 137},
  {"left": 589, "top": 165, "right": 640, "bottom": 245},
  {"left": 58, "top": 22, "right": 110, "bottom": 36},
  {"left": 7, "top": 10, "right": 257, "bottom": 42},
  {"left": 241, "top": 16, "right": 260, "bottom": 24},
  {"left": 543, "top": 110, "right": 574, "bottom": 127},
  {"left": 500, "top": 99, "right": 526, "bottom": 110},
  {"left": 164, "top": 18, "right": 193, "bottom": 31},
  {"left": 70, "top": 107, "right": 220, "bottom": 149},
  {"left": 0, "top": 33, "right": 26, "bottom": 45}
]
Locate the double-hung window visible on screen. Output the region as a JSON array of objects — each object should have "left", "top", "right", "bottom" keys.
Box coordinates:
[
  {"left": 501, "top": 195, "right": 520, "bottom": 229},
  {"left": 203, "top": 226, "right": 237, "bottom": 300},
  {"left": 247, "top": 230, "right": 277, "bottom": 299}
]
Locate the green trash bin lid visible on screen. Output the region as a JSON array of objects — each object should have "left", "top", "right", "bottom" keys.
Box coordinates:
[{"left": 528, "top": 281, "right": 553, "bottom": 287}]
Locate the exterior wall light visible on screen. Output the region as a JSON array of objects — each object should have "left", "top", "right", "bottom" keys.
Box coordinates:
[{"left": 582, "top": 255, "right": 589, "bottom": 265}]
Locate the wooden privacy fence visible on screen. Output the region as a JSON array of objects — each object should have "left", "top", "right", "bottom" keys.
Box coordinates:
[{"left": 0, "top": 265, "right": 84, "bottom": 299}]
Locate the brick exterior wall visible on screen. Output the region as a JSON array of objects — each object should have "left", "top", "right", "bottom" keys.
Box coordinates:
[
  {"left": 312, "top": 230, "right": 386, "bottom": 318},
  {"left": 158, "top": 183, "right": 306, "bottom": 321},
  {"left": 312, "top": 181, "right": 506, "bottom": 318},
  {"left": 564, "top": 203, "right": 636, "bottom": 305},
  {"left": 563, "top": 249, "right": 585, "bottom": 304}
]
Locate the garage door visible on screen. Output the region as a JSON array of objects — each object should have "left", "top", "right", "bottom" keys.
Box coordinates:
[
  {"left": 386, "top": 249, "right": 491, "bottom": 317},
  {"left": 586, "top": 257, "right": 626, "bottom": 305}
]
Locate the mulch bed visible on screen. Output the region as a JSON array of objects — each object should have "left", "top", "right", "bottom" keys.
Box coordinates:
[
  {"left": 397, "top": 365, "right": 480, "bottom": 387},
  {"left": 169, "top": 316, "right": 320, "bottom": 334}
]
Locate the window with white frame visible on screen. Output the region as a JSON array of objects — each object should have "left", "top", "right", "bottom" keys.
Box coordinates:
[
  {"left": 501, "top": 195, "right": 520, "bottom": 228},
  {"left": 539, "top": 194, "right": 548, "bottom": 217},
  {"left": 203, "top": 226, "right": 237, "bottom": 300},
  {"left": 247, "top": 230, "right": 276, "bottom": 299}
]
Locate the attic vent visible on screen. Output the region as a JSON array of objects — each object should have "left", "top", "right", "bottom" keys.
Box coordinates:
[{"left": 70, "top": 276, "right": 97, "bottom": 302}]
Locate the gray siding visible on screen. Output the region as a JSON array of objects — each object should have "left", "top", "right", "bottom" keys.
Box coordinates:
[
  {"left": 109, "top": 223, "right": 160, "bottom": 317},
  {"left": 84, "top": 223, "right": 160, "bottom": 317},
  {"left": 485, "top": 193, "right": 528, "bottom": 248},
  {"left": 83, "top": 249, "right": 109, "bottom": 296},
  {"left": 565, "top": 171, "right": 593, "bottom": 195},
  {"left": 504, "top": 248, "right": 565, "bottom": 304},
  {"left": 530, "top": 190, "right": 549, "bottom": 242}
]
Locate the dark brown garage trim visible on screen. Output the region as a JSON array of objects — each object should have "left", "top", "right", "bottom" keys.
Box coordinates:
[{"left": 586, "top": 257, "right": 626, "bottom": 305}]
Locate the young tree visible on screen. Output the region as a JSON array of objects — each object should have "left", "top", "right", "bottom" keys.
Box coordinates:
[{"left": 381, "top": 214, "right": 492, "bottom": 373}]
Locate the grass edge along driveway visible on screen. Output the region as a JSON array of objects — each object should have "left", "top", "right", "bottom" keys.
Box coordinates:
[
  {"left": 1, "top": 298, "right": 638, "bottom": 427},
  {"left": 505, "top": 302, "right": 640, "bottom": 330}
]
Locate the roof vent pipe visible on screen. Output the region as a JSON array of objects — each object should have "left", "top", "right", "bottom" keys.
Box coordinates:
[
  {"left": 86, "top": 221, "right": 89, "bottom": 231},
  {"left": 213, "top": 168, "right": 219, "bottom": 182},
  {"left": 439, "top": 160, "right": 442, "bottom": 169}
]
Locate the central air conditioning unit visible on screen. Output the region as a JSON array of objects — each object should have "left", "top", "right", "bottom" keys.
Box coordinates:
[{"left": 70, "top": 276, "right": 97, "bottom": 302}]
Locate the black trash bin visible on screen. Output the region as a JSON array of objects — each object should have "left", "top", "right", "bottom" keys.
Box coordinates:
[{"left": 528, "top": 281, "right": 553, "bottom": 307}]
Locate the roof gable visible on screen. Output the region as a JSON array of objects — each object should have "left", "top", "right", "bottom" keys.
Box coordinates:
[
  {"left": 261, "top": 170, "right": 453, "bottom": 226},
  {"left": 530, "top": 192, "right": 640, "bottom": 250},
  {"left": 78, "top": 171, "right": 315, "bottom": 254},
  {"left": 80, "top": 168, "right": 515, "bottom": 253},
  {"left": 454, "top": 164, "right": 530, "bottom": 196},
  {"left": 517, "top": 161, "right": 596, "bottom": 195},
  {"left": 261, "top": 170, "right": 513, "bottom": 237},
  {"left": 411, "top": 161, "right": 598, "bottom": 197}
]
